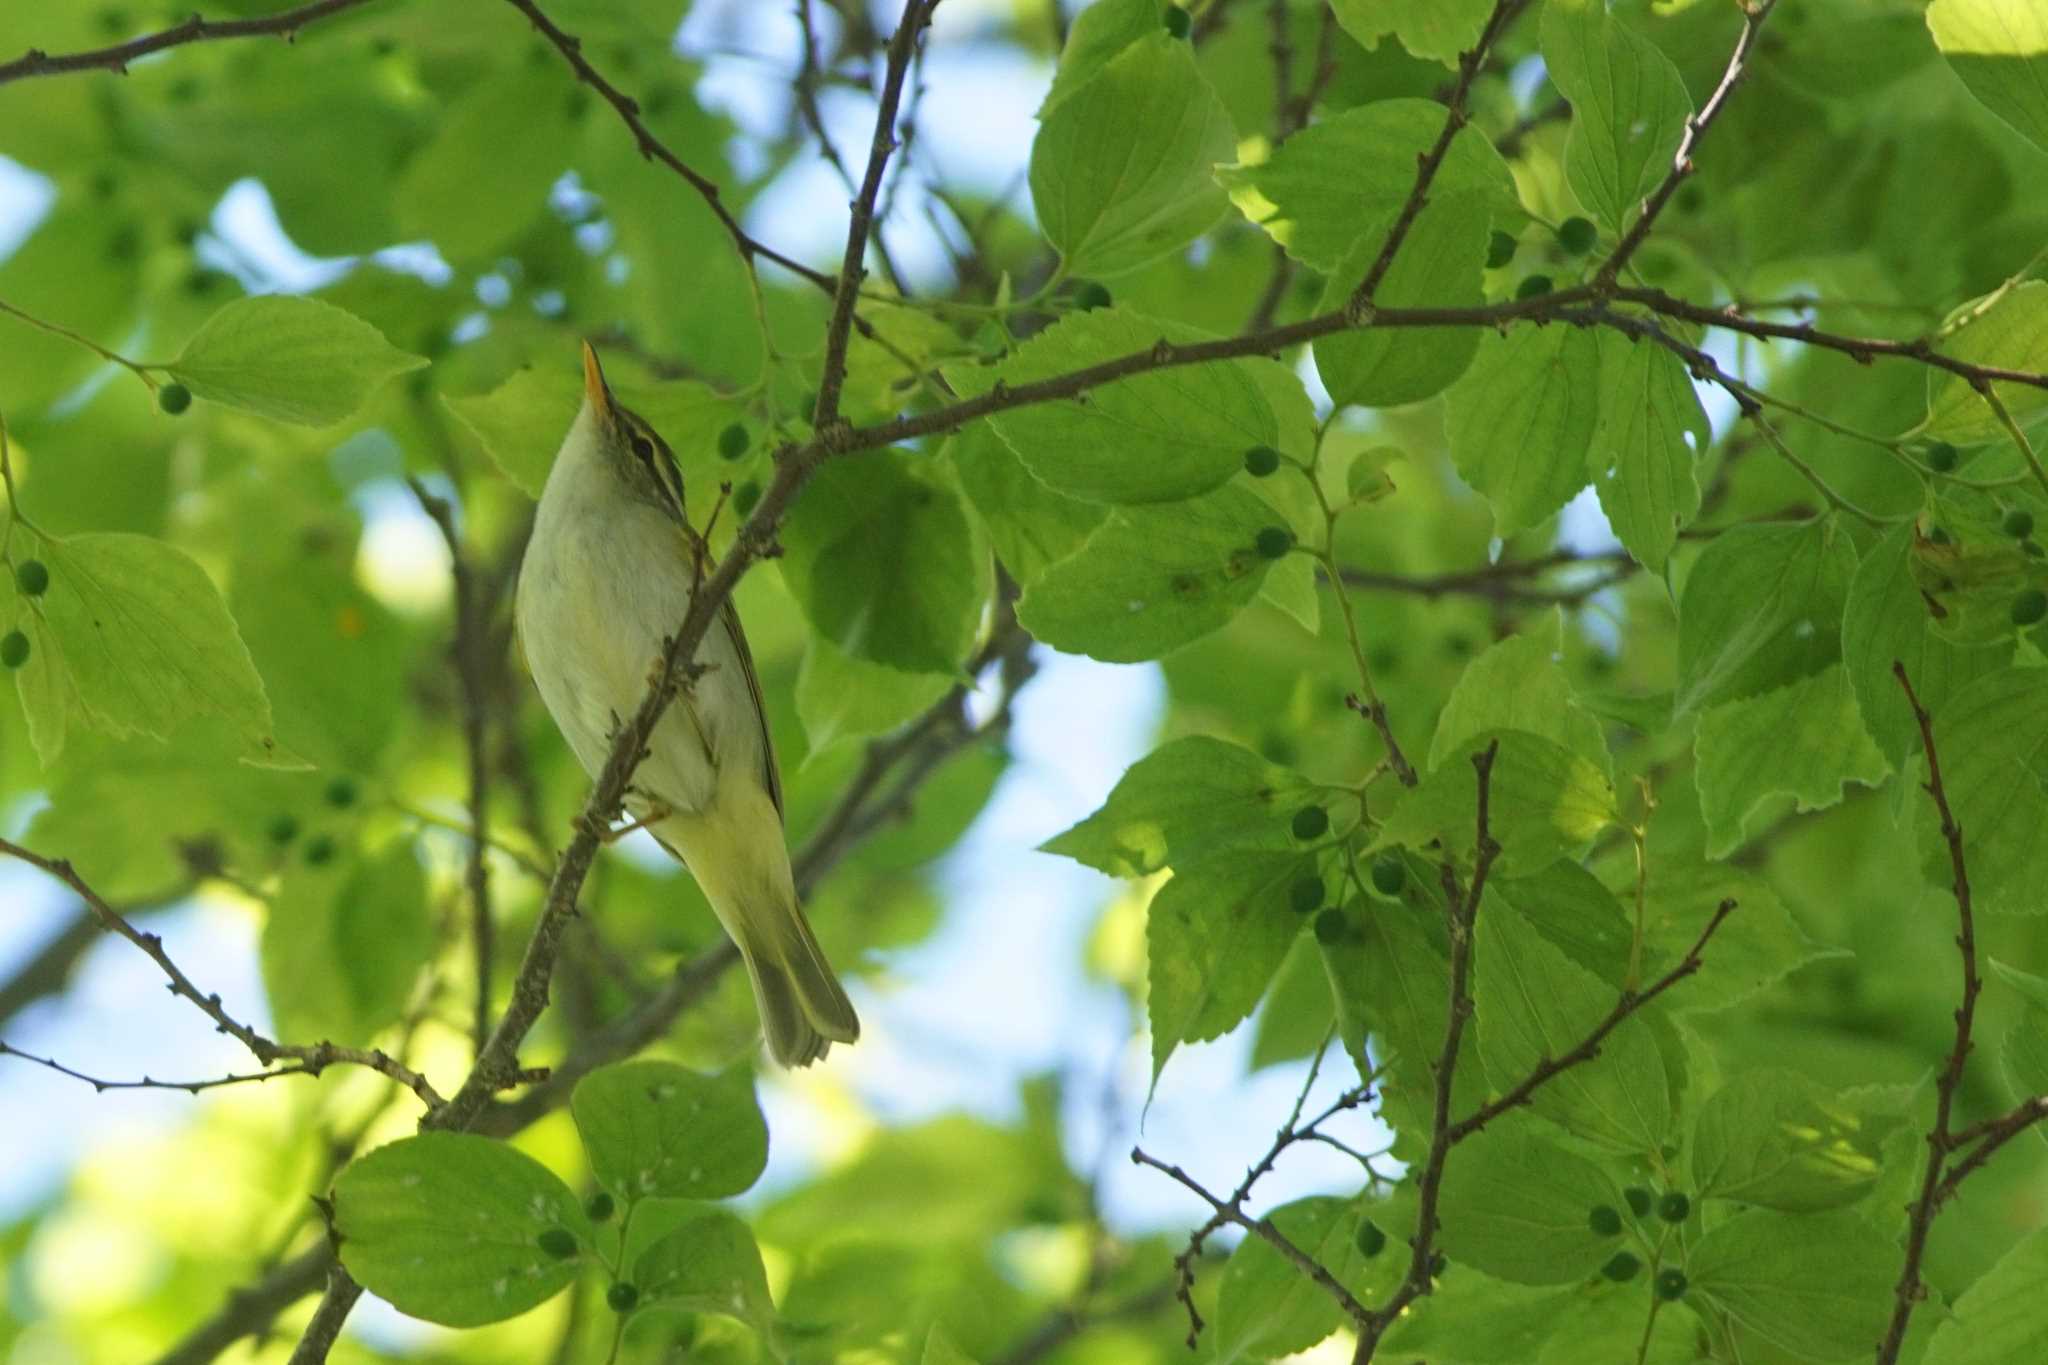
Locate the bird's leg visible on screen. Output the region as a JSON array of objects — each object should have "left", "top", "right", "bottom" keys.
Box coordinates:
[{"left": 596, "top": 794, "right": 673, "bottom": 843}]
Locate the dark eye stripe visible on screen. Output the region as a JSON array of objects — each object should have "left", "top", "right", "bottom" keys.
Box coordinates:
[{"left": 623, "top": 414, "right": 687, "bottom": 519}]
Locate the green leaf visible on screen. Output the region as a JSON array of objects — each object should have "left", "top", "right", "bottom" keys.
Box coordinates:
[
  {"left": 795, "top": 634, "right": 951, "bottom": 757},
  {"left": 1694, "top": 664, "right": 1888, "bottom": 857},
  {"left": 1146, "top": 852, "right": 1313, "bottom": 1083},
  {"left": 1313, "top": 192, "right": 1489, "bottom": 409},
  {"left": 1329, "top": 0, "right": 1492, "bottom": 65},
  {"left": 1924, "top": 281, "right": 2048, "bottom": 444},
  {"left": 1590, "top": 333, "right": 1708, "bottom": 572},
  {"left": 570, "top": 1061, "right": 768, "bottom": 1202},
  {"left": 923, "top": 1325, "right": 981, "bottom": 1365},
  {"left": 780, "top": 450, "right": 985, "bottom": 674},
  {"left": 953, "top": 309, "right": 1279, "bottom": 504},
  {"left": 1445, "top": 326, "right": 1603, "bottom": 537},
  {"left": 1041, "top": 735, "right": 1315, "bottom": 877},
  {"left": 333, "top": 1133, "right": 589, "bottom": 1328},
  {"left": 1690, "top": 1071, "right": 1882, "bottom": 1212},
  {"left": 1993, "top": 961, "right": 2048, "bottom": 1104},
  {"left": 1492, "top": 860, "right": 1633, "bottom": 990},
  {"left": 1915, "top": 665, "right": 2048, "bottom": 914},
  {"left": 261, "top": 840, "right": 431, "bottom": 1047},
  {"left": 1674, "top": 519, "right": 1856, "bottom": 716},
  {"left": 29, "top": 533, "right": 285, "bottom": 767},
  {"left": 1923, "top": 1225, "right": 2048, "bottom": 1365},
  {"left": 1041, "top": 0, "right": 1164, "bottom": 116},
  {"left": 632, "top": 1208, "right": 775, "bottom": 1334},
  {"left": 1436, "top": 1125, "right": 1625, "bottom": 1285},
  {"left": 1379, "top": 730, "right": 1617, "bottom": 874},
  {"left": 1212, "top": 1196, "right": 1400, "bottom": 1362},
  {"left": 1430, "top": 612, "right": 1610, "bottom": 773},
  {"left": 1843, "top": 520, "right": 2011, "bottom": 766},
  {"left": 1540, "top": 0, "right": 1693, "bottom": 234},
  {"left": 1688, "top": 1211, "right": 1896, "bottom": 1362},
  {"left": 164, "top": 296, "right": 427, "bottom": 426},
  {"left": 1015, "top": 483, "right": 1277, "bottom": 662},
  {"left": 1641, "top": 860, "right": 1844, "bottom": 1013},
  {"left": 948, "top": 422, "right": 1106, "bottom": 585},
  {"left": 1320, "top": 894, "right": 1457, "bottom": 1112},
  {"left": 1218, "top": 99, "right": 1517, "bottom": 271},
  {"left": 394, "top": 68, "right": 577, "bottom": 262},
  {"left": 1927, "top": 0, "right": 2048, "bottom": 154},
  {"left": 1475, "top": 895, "right": 1672, "bottom": 1153},
  {"left": 1029, "top": 32, "right": 1236, "bottom": 278}
]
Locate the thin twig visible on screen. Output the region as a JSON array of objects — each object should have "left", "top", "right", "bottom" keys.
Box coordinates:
[
  {"left": 151, "top": 1246, "right": 335, "bottom": 1365},
  {"left": 813, "top": 0, "right": 940, "bottom": 430},
  {"left": 1937, "top": 1094, "right": 2048, "bottom": 1204},
  {"left": 0, "top": 0, "right": 376, "bottom": 85},
  {"left": 1594, "top": 0, "right": 1779, "bottom": 289},
  {"left": 1347, "top": 0, "right": 1527, "bottom": 309},
  {"left": 0, "top": 838, "right": 446, "bottom": 1110},
  {"left": 1130, "top": 1147, "right": 1374, "bottom": 1326},
  {"left": 1349, "top": 741, "right": 1502, "bottom": 1365},
  {"left": 407, "top": 477, "right": 498, "bottom": 1056},
  {"left": 1876, "top": 662, "right": 1981, "bottom": 1365},
  {"left": 0, "top": 1040, "right": 326, "bottom": 1094}
]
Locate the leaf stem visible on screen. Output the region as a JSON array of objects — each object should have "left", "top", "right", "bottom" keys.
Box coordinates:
[{"left": 0, "top": 296, "right": 156, "bottom": 390}]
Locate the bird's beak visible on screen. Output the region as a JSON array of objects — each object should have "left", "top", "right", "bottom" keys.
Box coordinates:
[{"left": 581, "top": 340, "right": 613, "bottom": 420}]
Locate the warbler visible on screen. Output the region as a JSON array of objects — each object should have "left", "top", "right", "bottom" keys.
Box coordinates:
[{"left": 514, "top": 343, "right": 860, "bottom": 1066}]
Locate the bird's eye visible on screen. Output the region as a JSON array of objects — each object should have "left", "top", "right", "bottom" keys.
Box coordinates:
[{"left": 631, "top": 434, "right": 654, "bottom": 461}]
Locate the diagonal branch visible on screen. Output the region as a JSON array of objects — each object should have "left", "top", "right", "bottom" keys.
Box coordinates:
[
  {"left": 1877, "top": 661, "right": 1982, "bottom": 1365},
  {"left": 0, "top": 0, "right": 378, "bottom": 85},
  {"left": 1347, "top": 0, "right": 1528, "bottom": 308},
  {"left": 1593, "top": 0, "right": 1778, "bottom": 288},
  {"left": 813, "top": 0, "right": 942, "bottom": 430},
  {"left": 0, "top": 837, "right": 445, "bottom": 1110}
]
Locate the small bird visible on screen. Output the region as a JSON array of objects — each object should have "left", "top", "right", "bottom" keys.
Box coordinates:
[{"left": 514, "top": 342, "right": 860, "bottom": 1066}]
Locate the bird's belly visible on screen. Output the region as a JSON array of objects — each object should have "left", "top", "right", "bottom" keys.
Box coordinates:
[{"left": 516, "top": 507, "right": 758, "bottom": 816}]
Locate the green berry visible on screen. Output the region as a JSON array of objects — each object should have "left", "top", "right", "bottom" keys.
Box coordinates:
[
  {"left": 2001, "top": 508, "right": 2036, "bottom": 540},
  {"left": 607, "top": 1281, "right": 639, "bottom": 1312},
  {"left": 1515, "top": 273, "right": 1553, "bottom": 300},
  {"left": 1370, "top": 853, "right": 1405, "bottom": 897},
  {"left": 1243, "top": 445, "right": 1281, "bottom": 478},
  {"left": 1163, "top": 5, "right": 1191, "bottom": 38},
  {"left": 2012, "top": 589, "right": 2047, "bottom": 626},
  {"left": 1623, "top": 1186, "right": 1653, "bottom": 1218},
  {"left": 1588, "top": 1205, "right": 1623, "bottom": 1236},
  {"left": 1073, "top": 281, "right": 1113, "bottom": 312},
  {"left": 266, "top": 813, "right": 300, "bottom": 846},
  {"left": 717, "top": 422, "right": 750, "bottom": 460},
  {"left": 1354, "top": 1218, "right": 1386, "bottom": 1258},
  {"left": 1485, "top": 230, "right": 1518, "bottom": 269},
  {"left": 537, "top": 1227, "right": 578, "bottom": 1259},
  {"left": 1314, "top": 909, "right": 1348, "bottom": 946},
  {"left": 0, "top": 630, "right": 28, "bottom": 670},
  {"left": 304, "top": 834, "right": 337, "bottom": 867},
  {"left": 1656, "top": 1191, "right": 1690, "bottom": 1223},
  {"left": 733, "top": 480, "right": 762, "bottom": 517},
  {"left": 14, "top": 559, "right": 48, "bottom": 597},
  {"left": 1556, "top": 216, "right": 1597, "bottom": 255},
  {"left": 2026, "top": 540, "right": 2045, "bottom": 559},
  {"left": 1925, "top": 441, "right": 1958, "bottom": 472},
  {"left": 1291, "top": 805, "right": 1329, "bottom": 840},
  {"left": 158, "top": 382, "right": 192, "bottom": 415},
  {"left": 1289, "top": 876, "right": 1323, "bottom": 914},
  {"left": 1601, "top": 1251, "right": 1642, "bottom": 1282},
  {"left": 1654, "top": 1268, "right": 1688, "bottom": 1301},
  {"left": 324, "top": 776, "right": 357, "bottom": 808},
  {"left": 1927, "top": 525, "right": 1952, "bottom": 546},
  {"left": 1254, "top": 526, "right": 1293, "bottom": 560},
  {"left": 586, "top": 1191, "right": 616, "bottom": 1222}
]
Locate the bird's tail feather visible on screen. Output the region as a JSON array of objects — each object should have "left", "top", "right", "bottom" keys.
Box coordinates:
[{"left": 657, "top": 798, "right": 859, "bottom": 1068}]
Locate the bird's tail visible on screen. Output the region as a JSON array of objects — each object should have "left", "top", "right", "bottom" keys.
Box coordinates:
[{"left": 657, "top": 793, "right": 859, "bottom": 1068}]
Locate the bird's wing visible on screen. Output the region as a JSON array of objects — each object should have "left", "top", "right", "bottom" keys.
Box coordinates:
[{"left": 719, "top": 595, "right": 784, "bottom": 820}]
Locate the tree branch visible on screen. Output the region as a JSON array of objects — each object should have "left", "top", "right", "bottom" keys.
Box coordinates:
[
  {"left": 0, "top": 837, "right": 445, "bottom": 1109},
  {"left": 0, "top": 0, "right": 378, "bottom": 85},
  {"left": 151, "top": 1245, "right": 335, "bottom": 1365},
  {"left": 812, "top": 0, "right": 941, "bottom": 430},
  {"left": 1877, "top": 661, "right": 1982, "bottom": 1365},
  {"left": 1594, "top": 0, "right": 1778, "bottom": 288}
]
